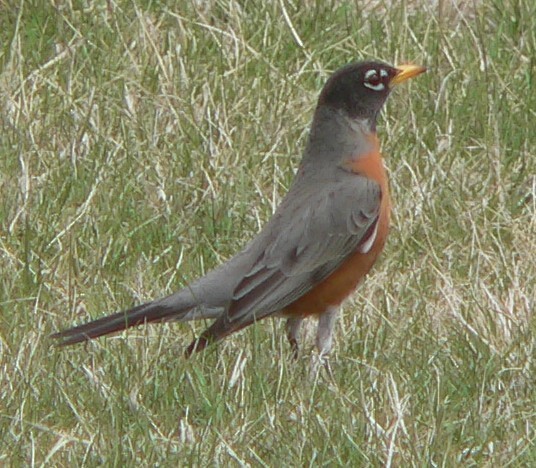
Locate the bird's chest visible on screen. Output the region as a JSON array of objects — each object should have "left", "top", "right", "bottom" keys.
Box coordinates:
[
  {"left": 283, "top": 155, "right": 392, "bottom": 317},
  {"left": 344, "top": 137, "right": 392, "bottom": 250}
]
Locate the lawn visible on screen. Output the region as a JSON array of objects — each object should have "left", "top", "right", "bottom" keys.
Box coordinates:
[{"left": 1, "top": 0, "right": 534, "bottom": 465}]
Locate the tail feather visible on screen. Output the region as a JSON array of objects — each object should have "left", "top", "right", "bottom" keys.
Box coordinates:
[{"left": 50, "top": 300, "right": 183, "bottom": 346}]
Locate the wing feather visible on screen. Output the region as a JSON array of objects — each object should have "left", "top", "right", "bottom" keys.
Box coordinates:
[
  {"left": 188, "top": 174, "right": 383, "bottom": 350},
  {"left": 225, "top": 175, "right": 382, "bottom": 327}
]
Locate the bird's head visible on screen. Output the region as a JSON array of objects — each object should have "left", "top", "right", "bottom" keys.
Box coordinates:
[{"left": 318, "top": 61, "right": 426, "bottom": 128}]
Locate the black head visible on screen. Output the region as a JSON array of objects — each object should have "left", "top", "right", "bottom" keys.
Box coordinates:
[{"left": 318, "top": 61, "right": 426, "bottom": 126}]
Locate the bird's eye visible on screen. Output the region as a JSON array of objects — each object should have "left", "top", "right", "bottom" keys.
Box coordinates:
[{"left": 364, "top": 69, "right": 385, "bottom": 91}]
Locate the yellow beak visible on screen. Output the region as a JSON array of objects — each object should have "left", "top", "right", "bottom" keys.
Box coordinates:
[{"left": 390, "top": 64, "right": 427, "bottom": 87}]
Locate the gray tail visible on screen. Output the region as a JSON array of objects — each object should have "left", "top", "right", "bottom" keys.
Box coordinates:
[{"left": 50, "top": 300, "right": 186, "bottom": 346}]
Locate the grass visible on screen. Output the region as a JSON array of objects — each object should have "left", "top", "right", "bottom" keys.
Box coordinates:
[{"left": 1, "top": 0, "right": 534, "bottom": 465}]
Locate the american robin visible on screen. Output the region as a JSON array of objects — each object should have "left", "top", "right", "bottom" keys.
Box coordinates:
[{"left": 52, "top": 61, "right": 426, "bottom": 357}]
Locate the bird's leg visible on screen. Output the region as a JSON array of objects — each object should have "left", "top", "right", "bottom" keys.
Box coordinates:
[
  {"left": 311, "top": 306, "right": 339, "bottom": 376},
  {"left": 285, "top": 317, "right": 303, "bottom": 359},
  {"left": 316, "top": 306, "right": 339, "bottom": 357}
]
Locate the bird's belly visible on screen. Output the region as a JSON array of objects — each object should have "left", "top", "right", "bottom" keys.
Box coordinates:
[
  {"left": 283, "top": 139, "right": 391, "bottom": 319},
  {"left": 282, "top": 194, "right": 390, "bottom": 318}
]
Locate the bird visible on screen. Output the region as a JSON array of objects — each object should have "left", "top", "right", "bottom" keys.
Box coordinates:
[{"left": 51, "top": 60, "right": 426, "bottom": 358}]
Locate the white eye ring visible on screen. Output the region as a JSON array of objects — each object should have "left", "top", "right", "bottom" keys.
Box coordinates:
[
  {"left": 364, "top": 69, "right": 385, "bottom": 91},
  {"left": 364, "top": 81, "right": 385, "bottom": 91}
]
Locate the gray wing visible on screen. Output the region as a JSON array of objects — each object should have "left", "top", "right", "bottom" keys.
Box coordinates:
[{"left": 188, "top": 174, "right": 382, "bottom": 349}]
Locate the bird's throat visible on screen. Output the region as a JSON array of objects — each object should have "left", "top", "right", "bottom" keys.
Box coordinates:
[{"left": 339, "top": 133, "right": 386, "bottom": 185}]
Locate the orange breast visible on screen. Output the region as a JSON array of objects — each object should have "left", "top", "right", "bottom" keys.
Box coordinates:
[{"left": 283, "top": 135, "right": 391, "bottom": 317}]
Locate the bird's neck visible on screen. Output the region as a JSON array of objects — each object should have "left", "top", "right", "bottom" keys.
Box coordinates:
[{"left": 301, "top": 106, "right": 380, "bottom": 171}]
